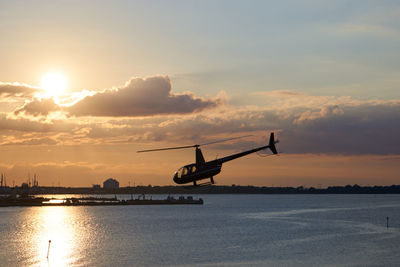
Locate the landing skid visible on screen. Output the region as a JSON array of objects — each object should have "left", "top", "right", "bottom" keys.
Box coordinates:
[{"left": 184, "top": 181, "right": 214, "bottom": 189}]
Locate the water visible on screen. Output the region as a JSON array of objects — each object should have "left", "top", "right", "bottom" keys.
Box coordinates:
[{"left": 1, "top": 194, "right": 400, "bottom": 266}]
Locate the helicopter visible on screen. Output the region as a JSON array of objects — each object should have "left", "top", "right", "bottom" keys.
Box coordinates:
[{"left": 137, "top": 132, "right": 279, "bottom": 187}]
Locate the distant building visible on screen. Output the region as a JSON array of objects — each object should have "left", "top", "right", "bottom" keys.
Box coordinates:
[
  {"left": 92, "top": 184, "right": 101, "bottom": 189},
  {"left": 103, "top": 178, "right": 119, "bottom": 189}
]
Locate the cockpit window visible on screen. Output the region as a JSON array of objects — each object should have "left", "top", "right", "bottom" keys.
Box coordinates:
[
  {"left": 176, "top": 165, "right": 196, "bottom": 179},
  {"left": 177, "top": 168, "right": 184, "bottom": 178}
]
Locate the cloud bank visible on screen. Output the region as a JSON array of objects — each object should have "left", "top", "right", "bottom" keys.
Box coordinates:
[
  {"left": 67, "top": 76, "right": 221, "bottom": 117},
  {"left": 65, "top": 96, "right": 400, "bottom": 155},
  {"left": 14, "top": 76, "right": 221, "bottom": 117},
  {"left": 0, "top": 82, "right": 40, "bottom": 98},
  {"left": 2, "top": 76, "right": 400, "bottom": 156},
  {"left": 15, "top": 98, "right": 60, "bottom": 116}
]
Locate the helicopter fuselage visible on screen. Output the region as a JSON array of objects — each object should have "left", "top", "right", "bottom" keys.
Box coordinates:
[{"left": 173, "top": 162, "right": 222, "bottom": 185}]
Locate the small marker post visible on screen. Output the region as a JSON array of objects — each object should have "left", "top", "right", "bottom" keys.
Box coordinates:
[
  {"left": 387, "top": 217, "right": 389, "bottom": 229},
  {"left": 46, "top": 240, "right": 51, "bottom": 259}
]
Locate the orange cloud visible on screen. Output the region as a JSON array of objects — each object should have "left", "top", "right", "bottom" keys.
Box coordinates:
[
  {"left": 14, "top": 98, "right": 60, "bottom": 116},
  {"left": 0, "top": 82, "right": 40, "bottom": 98},
  {"left": 12, "top": 76, "right": 223, "bottom": 118},
  {"left": 67, "top": 76, "right": 222, "bottom": 117},
  {"left": 2, "top": 79, "right": 400, "bottom": 156}
]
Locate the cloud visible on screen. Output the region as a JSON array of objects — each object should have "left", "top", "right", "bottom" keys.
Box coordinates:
[
  {"left": 294, "top": 104, "right": 344, "bottom": 123},
  {"left": 67, "top": 76, "right": 222, "bottom": 117},
  {"left": 2, "top": 80, "right": 400, "bottom": 156},
  {"left": 14, "top": 98, "right": 60, "bottom": 116},
  {"left": 0, "top": 82, "right": 40, "bottom": 98},
  {"left": 0, "top": 113, "right": 77, "bottom": 140},
  {"left": 336, "top": 23, "right": 398, "bottom": 37},
  {"left": 285, "top": 101, "right": 400, "bottom": 155},
  {"left": 4, "top": 137, "right": 58, "bottom": 146},
  {"left": 89, "top": 94, "right": 399, "bottom": 155},
  {"left": 2, "top": 97, "right": 400, "bottom": 155}
]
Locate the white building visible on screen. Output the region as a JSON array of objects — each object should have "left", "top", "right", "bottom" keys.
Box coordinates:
[{"left": 103, "top": 178, "right": 119, "bottom": 189}]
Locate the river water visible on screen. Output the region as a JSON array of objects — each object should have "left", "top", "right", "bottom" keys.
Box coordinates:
[{"left": 1, "top": 194, "right": 400, "bottom": 266}]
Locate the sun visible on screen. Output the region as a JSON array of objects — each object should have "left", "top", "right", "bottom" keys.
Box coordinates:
[{"left": 41, "top": 72, "right": 68, "bottom": 98}]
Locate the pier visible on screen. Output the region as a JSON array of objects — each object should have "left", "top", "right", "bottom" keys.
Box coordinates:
[{"left": 0, "top": 195, "right": 203, "bottom": 207}]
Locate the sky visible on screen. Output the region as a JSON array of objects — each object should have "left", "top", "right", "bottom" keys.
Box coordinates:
[{"left": 0, "top": 0, "right": 399, "bottom": 187}]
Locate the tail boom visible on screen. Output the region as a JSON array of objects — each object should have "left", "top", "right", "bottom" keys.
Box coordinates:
[{"left": 211, "top": 132, "right": 278, "bottom": 165}]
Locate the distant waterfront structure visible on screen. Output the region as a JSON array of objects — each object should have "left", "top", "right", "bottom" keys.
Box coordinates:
[
  {"left": 92, "top": 184, "right": 101, "bottom": 189},
  {"left": 32, "top": 174, "right": 39, "bottom": 188},
  {"left": 103, "top": 178, "right": 119, "bottom": 189}
]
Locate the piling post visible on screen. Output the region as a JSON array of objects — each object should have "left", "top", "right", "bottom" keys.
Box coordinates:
[
  {"left": 46, "top": 240, "right": 51, "bottom": 258},
  {"left": 386, "top": 217, "right": 389, "bottom": 228}
]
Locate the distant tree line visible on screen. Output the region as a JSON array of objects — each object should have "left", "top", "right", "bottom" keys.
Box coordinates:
[{"left": 2, "top": 184, "right": 400, "bottom": 195}]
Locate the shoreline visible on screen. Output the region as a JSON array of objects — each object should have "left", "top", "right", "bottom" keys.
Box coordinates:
[{"left": 2, "top": 184, "right": 400, "bottom": 195}]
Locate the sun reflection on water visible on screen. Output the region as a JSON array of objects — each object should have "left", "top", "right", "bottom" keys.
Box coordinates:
[{"left": 33, "top": 207, "right": 79, "bottom": 267}]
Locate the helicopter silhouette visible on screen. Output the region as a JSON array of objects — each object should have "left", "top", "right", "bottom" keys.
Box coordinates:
[{"left": 137, "top": 132, "right": 279, "bottom": 187}]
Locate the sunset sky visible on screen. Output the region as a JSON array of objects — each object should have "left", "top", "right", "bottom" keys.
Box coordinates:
[{"left": 0, "top": 0, "right": 399, "bottom": 187}]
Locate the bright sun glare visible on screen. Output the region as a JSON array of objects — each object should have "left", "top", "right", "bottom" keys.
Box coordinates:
[{"left": 41, "top": 72, "right": 68, "bottom": 98}]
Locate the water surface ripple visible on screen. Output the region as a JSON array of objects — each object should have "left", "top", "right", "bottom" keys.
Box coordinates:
[{"left": 1, "top": 194, "right": 399, "bottom": 266}]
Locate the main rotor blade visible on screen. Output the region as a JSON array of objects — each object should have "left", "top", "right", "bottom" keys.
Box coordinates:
[
  {"left": 200, "top": 134, "right": 253, "bottom": 146},
  {"left": 137, "top": 134, "right": 253, "bottom": 153},
  {"left": 137, "top": 144, "right": 196, "bottom": 153}
]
